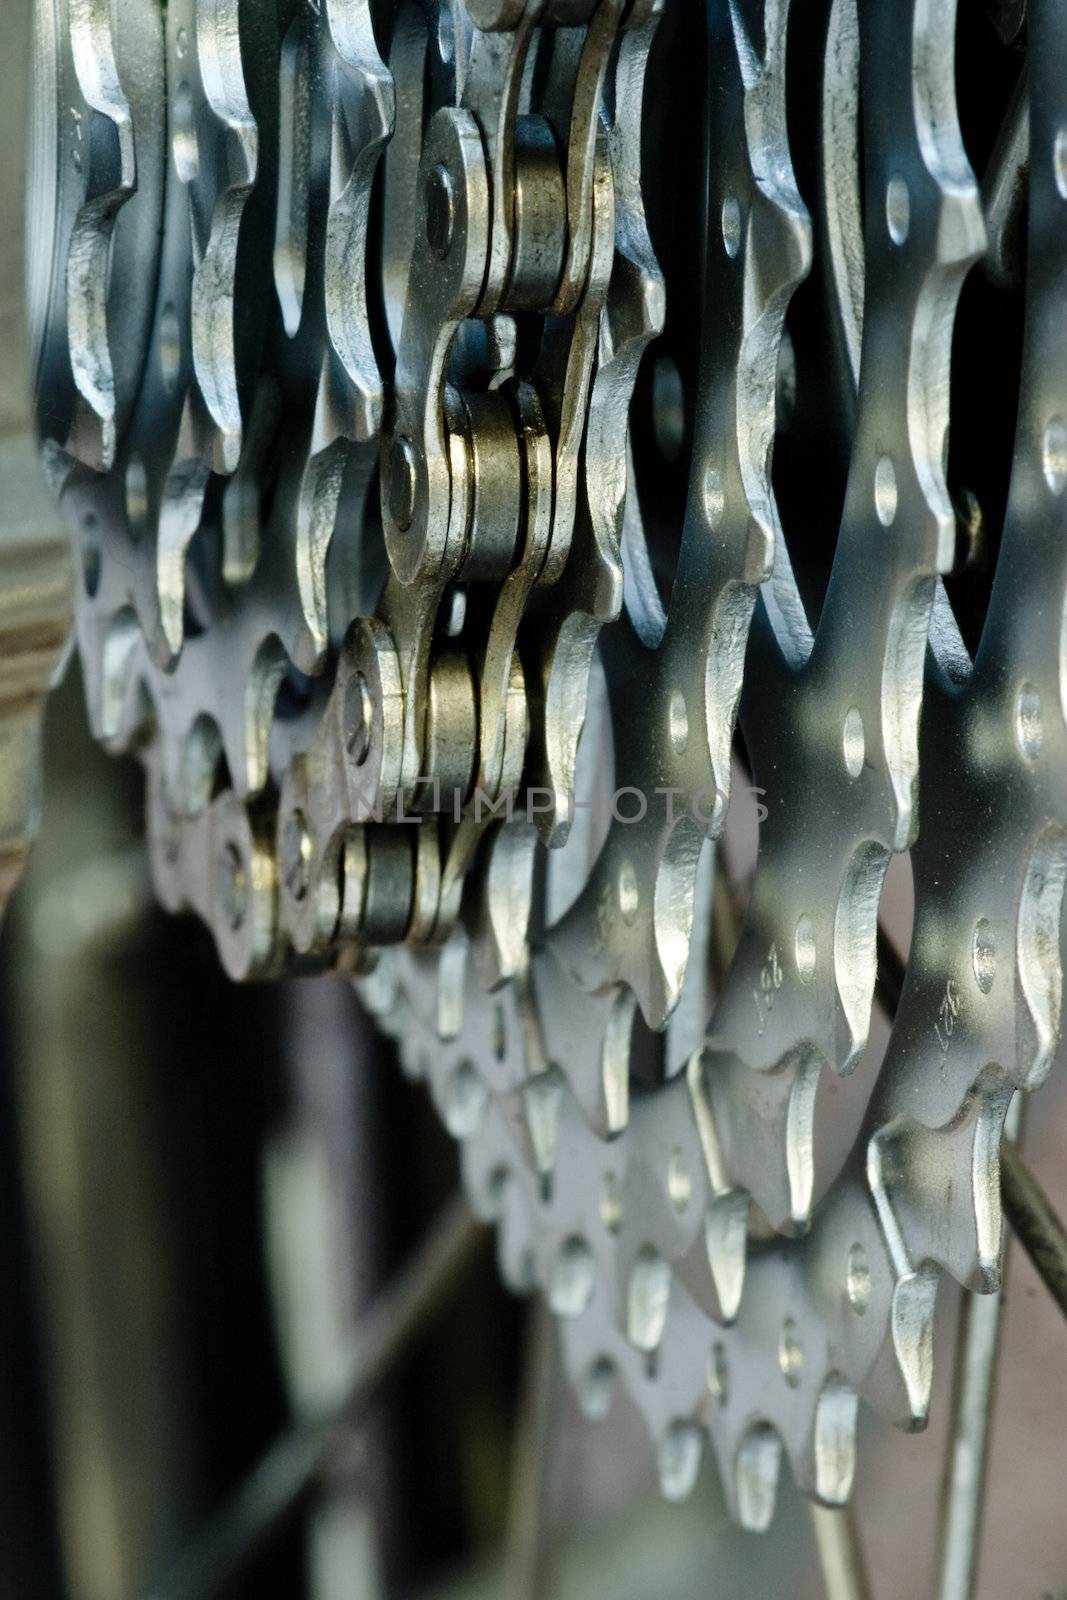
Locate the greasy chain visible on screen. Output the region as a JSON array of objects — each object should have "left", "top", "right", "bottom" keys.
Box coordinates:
[{"left": 29, "top": 0, "right": 1060, "bottom": 1523}]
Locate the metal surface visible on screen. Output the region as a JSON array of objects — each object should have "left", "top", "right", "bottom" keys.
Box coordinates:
[
  {"left": 936, "top": 1291, "right": 1005, "bottom": 1600},
  {"left": 23, "top": 0, "right": 1067, "bottom": 1553},
  {"left": 809, "top": 1503, "right": 871, "bottom": 1600},
  {"left": 936, "top": 1098, "right": 1023, "bottom": 1600}
]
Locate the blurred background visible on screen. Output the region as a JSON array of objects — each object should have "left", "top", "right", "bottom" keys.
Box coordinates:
[{"left": 5, "top": 2, "right": 1067, "bottom": 1596}]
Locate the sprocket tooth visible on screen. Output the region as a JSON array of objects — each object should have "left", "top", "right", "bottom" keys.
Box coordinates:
[
  {"left": 294, "top": 425, "right": 349, "bottom": 668},
  {"left": 656, "top": 1419, "right": 706, "bottom": 1504},
  {"left": 624, "top": 1244, "right": 671, "bottom": 1354},
  {"left": 869, "top": 1073, "right": 1013, "bottom": 1294},
  {"left": 319, "top": 0, "right": 393, "bottom": 430},
  {"left": 616, "top": 1078, "right": 747, "bottom": 1327},
  {"left": 1015, "top": 822, "right": 1067, "bottom": 1089},
  {"left": 729, "top": 1423, "right": 784, "bottom": 1533},
  {"left": 599, "top": 989, "right": 633, "bottom": 1133},
  {"left": 184, "top": 0, "right": 259, "bottom": 465},
  {"left": 522, "top": 1067, "right": 566, "bottom": 1180},
  {"left": 669, "top": 1202, "right": 747, "bottom": 1328},
  {"left": 797, "top": 1375, "right": 859, "bottom": 1507},
  {"left": 155, "top": 449, "right": 211, "bottom": 660},
  {"left": 573, "top": 1350, "right": 616, "bottom": 1422},
  {"left": 884, "top": 1270, "right": 939, "bottom": 1430},
  {"left": 701, "top": 1192, "right": 750, "bottom": 1324},
  {"left": 684, "top": 1055, "right": 750, "bottom": 1319},
  {"left": 434, "top": 935, "right": 470, "bottom": 1044},
  {"left": 534, "top": 611, "right": 613, "bottom": 851},
  {"left": 65, "top": 123, "right": 128, "bottom": 472},
  {"left": 534, "top": 956, "right": 628, "bottom": 1136},
  {"left": 547, "top": 1233, "right": 597, "bottom": 1319},
  {"left": 473, "top": 822, "right": 539, "bottom": 990},
  {"left": 292, "top": 0, "right": 394, "bottom": 658},
  {"left": 831, "top": 840, "right": 890, "bottom": 1062},
  {"left": 473, "top": 1151, "right": 539, "bottom": 1295},
  {"left": 697, "top": 1043, "right": 821, "bottom": 1234},
  {"left": 32, "top": 0, "right": 165, "bottom": 471}
]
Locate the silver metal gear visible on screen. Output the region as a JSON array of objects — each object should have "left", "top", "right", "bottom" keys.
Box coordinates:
[
  {"left": 26, "top": 0, "right": 1067, "bottom": 1542},
  {"left": 360, "top": 0, "right": 1056, "bottom": 1524},
  {"left": 28, "top": 0, "right": 166, "bottom": 472}
]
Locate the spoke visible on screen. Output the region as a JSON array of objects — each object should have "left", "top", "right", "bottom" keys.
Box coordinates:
[
  {"left": 935, "top": 1289, "right": 1006, "bottom": 1600},
  {"left": 1000, "top": 1137, "right": 1067, "bottom": 1321},
  {"left": 810, "top": 1503, "right": 872, "bottom": 1600},
  {"left": 504, "top": 1303, "right": 562, "bottom": 1600},
  {"left": 935, "top": 1097, "right": 1023, "bottom": 1600},
  {"left": 143, "top": 1195, "right": 485, "bottom": 1600},
  {"left": 981, "top": 65, "right": 1029, "bottom": 292}
]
